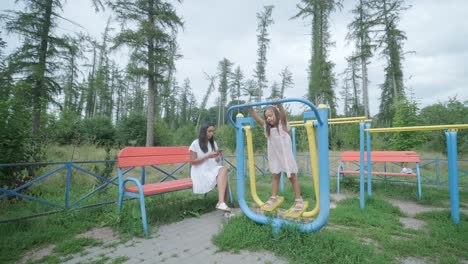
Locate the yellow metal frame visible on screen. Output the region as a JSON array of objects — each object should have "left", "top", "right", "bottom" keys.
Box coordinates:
[
  {"left": 301, "top": 120, "right": 320, "bottom": 218},
  {"left": 244, "top": 126, "right": 268, "bottom": 208},
  {"left": 366, "top": 124, "right": 468, "bottom": 133}
]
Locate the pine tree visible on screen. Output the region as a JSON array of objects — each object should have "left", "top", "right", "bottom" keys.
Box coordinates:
[
  {"left": 110, "top": 0, "right": 183, "bottom": 146},
  {"left": 293, "top": 0, "right": 342, "bottom": 116},
  {"left": 370, "top": 0, "right": 409, "bottom": 126},
  {"left": 347, "top": 0, "right": 376, "bottom": 118},
  {"left": 254, "top": 5, "right": 274, "bottom": 103},
  {"left": 230, "top": 66, "right": 244, "bottom": 103},
  {"left": 217, "top": 58, "right": 233, "bottom": 126},
  {"left": 279, "top": 66, "right": 294, "bottom": 98}
]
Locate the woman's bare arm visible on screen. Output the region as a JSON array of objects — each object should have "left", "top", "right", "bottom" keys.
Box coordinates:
[{"left": 190, "top": 150, "right": 218, "bottom": 165}]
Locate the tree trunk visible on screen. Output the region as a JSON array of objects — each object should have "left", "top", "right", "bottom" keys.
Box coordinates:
[
  {"left": 146, "top": 0, "right": 156, "bottom": 146},
  {"left": 31, "top": 0, "right": 53, "bottom": 136},
  {"left": 361, "top": 56, "right": 369, "bottom": 118}
]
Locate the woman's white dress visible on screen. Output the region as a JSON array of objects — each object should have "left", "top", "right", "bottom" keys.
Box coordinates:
[
  {"left": 189, "top": 139, "right": 223, "bottom": 194},
  {"left": 265, "top": 123, "right": 298, "bottom": 177}
]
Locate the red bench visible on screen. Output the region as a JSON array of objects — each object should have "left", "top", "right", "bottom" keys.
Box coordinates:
[
  {"left": 117, "top": 146, "right": 193, "bottom": 236},
  {"left": 336, "top": 151, "right": 422, "bottom": 199}
]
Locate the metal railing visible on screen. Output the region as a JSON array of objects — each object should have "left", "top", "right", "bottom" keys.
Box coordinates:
[{"left": 1, "top": 155, "right": 467, "bottom": 222}]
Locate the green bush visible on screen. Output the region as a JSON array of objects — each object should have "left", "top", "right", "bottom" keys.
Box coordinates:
[
  {"left": 80, "top": 115, "right": 115, "bottom": 146},
  {"left": 49, "top": 111, "right": 82, "bottom": 145},
  {"left": 115, "top": 112, "right": 146, "bottom": 146}
]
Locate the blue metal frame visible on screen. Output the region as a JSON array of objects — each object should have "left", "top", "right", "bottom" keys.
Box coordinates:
[
  {"left": 227, "top": 97, "right": 330, "bottom": 233},
  {"left": 1, "top": 154, "right": 465, "bottom": 223}
]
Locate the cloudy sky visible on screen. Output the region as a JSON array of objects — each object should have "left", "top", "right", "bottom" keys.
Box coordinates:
[{"left": 2, "top": 0, "right": 467, "bottom": 115}]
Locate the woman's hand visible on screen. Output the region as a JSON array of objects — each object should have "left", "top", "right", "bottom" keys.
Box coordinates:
[{"left": 207, "top": 151, "right": 220, "bottom": 159}]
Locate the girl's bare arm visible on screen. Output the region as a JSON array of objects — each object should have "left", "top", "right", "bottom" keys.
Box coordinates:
[
  {"left": 276, "top": 102, "right": 288, "bottom": 130},
  {"left": 247, "top": 106, "right": 265, "bottom": 126}
]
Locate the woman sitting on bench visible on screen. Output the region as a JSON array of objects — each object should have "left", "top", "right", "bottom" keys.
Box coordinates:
[{"left": 189, "top": 122, "right": 231, "bottom": 212}]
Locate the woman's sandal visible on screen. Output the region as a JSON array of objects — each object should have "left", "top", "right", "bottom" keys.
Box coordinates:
[{"left": 216, "top": 202, "right": 232, "bottom": 212}]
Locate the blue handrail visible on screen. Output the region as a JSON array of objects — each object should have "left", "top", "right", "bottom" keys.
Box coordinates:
[{"left": 226, "top": 97, "right": 323, "bottom": 128}]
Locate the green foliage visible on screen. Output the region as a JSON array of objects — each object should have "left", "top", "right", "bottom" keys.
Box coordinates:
[
  {"left": 214, "top": 125, "right": 236, "bottom": 152},
  {"left": 0, "top": 91, "right": 43, "bottom": 188},
  {"left": 80, "top": 115, "right": 115, "bottom": 147},
  {"left": 115, "top": 112, "right": 146, "bottom": 146},
  {"left": 389, "top": 96, "right": 422, "bottom": 150},
  {"left": 418, "top": 97, "right": 468, "bottom": 155},
  {"left": 153, "top": 118, "right": 173, "bottom": 146},
  {"left": 49, "top": 111, "right": 82, "bottom": 145},
  {"left": 172, "top": 123, "right": 196, "bottom": 146}
]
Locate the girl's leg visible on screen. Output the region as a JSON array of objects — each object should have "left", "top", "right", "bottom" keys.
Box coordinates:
[
  {"left": 289, "top": 173, "right": 304, "bottom": 212},
  {"left": 216, "top": 166, "right": 229, "bottom": 204},
  {"left": 262, "top": 173, "right": 282, "bottom": 209},
  {"left": 289, "top": 173, "right": 302, "bottom": 199},
  {"left": 272, "top": 173, "right": 281, "bottom": 196}
]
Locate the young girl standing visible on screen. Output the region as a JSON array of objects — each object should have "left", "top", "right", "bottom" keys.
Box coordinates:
[{"left": 247, "top": 99, "right": 305, "bottom": 214}]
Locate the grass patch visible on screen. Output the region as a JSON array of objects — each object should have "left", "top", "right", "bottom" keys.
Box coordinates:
[
  {"left": 213, "top": 216, "right": 389, "bottom": 263},
  {"left": 53, "top": 237, "right": 102, "bottom": 256},
  {"left": 215, "top": 172, "right": 468, "bottom": 263}
]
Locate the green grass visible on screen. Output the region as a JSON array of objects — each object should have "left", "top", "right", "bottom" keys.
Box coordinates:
[{"left": 212, "top": 173, "right": 468, "bottom": 263}]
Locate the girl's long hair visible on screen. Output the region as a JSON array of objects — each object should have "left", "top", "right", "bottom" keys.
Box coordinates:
[
  {"left": 198, "top": 122, "right": 216, "bottom": 153},
  {"left": 264, "top": 106, "right": 280, "bottom": 137}
]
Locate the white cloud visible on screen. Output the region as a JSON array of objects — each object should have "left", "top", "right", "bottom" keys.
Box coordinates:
[{"left": 1, "top": 0, "right": 467, "bottom": 116}]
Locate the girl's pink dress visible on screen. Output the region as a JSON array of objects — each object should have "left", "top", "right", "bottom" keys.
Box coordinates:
[{"left": 265, "top": 123, "right": 298, "bottom": 177}]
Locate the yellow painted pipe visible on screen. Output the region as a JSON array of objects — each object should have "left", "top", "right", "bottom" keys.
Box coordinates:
[
  {"left": 329, "top": 119, "right": 372, "bottom": 125},
  {"left": 366, "top": 124, "right": 468, "bottom": 133},
  {"left": 289, "top": 116, "right": 368, "bottom": 124},
  {"left": 290, "top": 119, "right": 372, "bottom": 127},
  {"left": 329, "top": 116, "right": 368, "bottom": 122},
  {"left": 244, "top": 126, "right": 265, "bottom": 207},
  {"left": 302, "top": 120, "right": 320, "bottom": 218}
]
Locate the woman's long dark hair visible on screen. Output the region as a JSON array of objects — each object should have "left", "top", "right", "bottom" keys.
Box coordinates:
[
  {"left": 198, "top": 122, "right": 216, "bottom": 153},
  {"left": 264, "top": 106, "right": 280, "bottom": 137}
]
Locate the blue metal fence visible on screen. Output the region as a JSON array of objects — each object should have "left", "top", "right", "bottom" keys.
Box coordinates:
[{"left": 1, "top": 155, "right": 467, "bottom": 222}]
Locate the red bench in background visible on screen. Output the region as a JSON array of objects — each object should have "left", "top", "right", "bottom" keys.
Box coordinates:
[
  {"left": 336, "top": 151, "right": 422, "bottom": 199},
  {"left": 117, "top": 146, "right": 193, "bottom": 236}
]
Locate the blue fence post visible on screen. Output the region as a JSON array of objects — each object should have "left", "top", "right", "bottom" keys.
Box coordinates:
[
  {"left": 262, "top": 155, "right": 266, "bottom": 176},
  {"left": 359, "top": 122, "right": 365, "bottom": 209},
  {"left": 65, "top": 162, "right": 72, "bottom": 208},
  {"left": 435, "top": 157, "right": 440, "bottom": 188},
  {"left": 445, "top": 130, "right": 460, "bottom": 224}
]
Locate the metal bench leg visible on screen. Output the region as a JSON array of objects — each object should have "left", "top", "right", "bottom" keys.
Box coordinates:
[
  {"left": 138, "top": 192, "right": 149, "bottom": 237},
  {"left": 416, "top": 163, "right": 422, "bottom": 200},
  {"left": 118, "top": 189, "right": 125, "bottom": 213}
]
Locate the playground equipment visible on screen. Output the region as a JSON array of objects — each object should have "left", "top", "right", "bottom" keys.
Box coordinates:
[
  {"left": 362, "top": 124, "right": 468, "bottom": 224},
  {"left": 288, "top": 116, "right": 372, "bottom": 214},
  {"left": 244, "top": 122, "right": 310, "bottom": 217},
  {"left": 226, "top": 97, "right": 330, "bottom": 233}
]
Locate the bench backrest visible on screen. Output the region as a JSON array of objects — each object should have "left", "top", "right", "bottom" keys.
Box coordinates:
[
  {"left": 118, "top": 146, "right": 190, "bottom": 168},
  {"left": 341, "top": 151, "right": 420, "bottom": 163}
]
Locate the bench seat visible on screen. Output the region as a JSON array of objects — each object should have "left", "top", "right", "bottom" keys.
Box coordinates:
[
  {"left": 337, "top": 151, "right": 422, "bottom": 199},
  {"left": 125, "top": 178, "right": 193, "bottom": 195},
  {"left": 339, "top": 170, "right": 417, "bottom": 177},
  {"left": 117, "top": 146, "right": 193, "bottom": 236}
]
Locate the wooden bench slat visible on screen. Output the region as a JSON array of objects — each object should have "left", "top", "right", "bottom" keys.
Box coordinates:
[
  {"left": 341, "top": 151, "right": 420, "bottom": 163},
  {"left": 339, "top": 170, "right": 417, "bottom": 177},
  {"left": 118, "top": 146, "right": 190, "bottom": 158},
  {"left": 118, "top": 154, "right": 191, "bottom": 168},
  {"left": 125, "top": 178, "right": 193, "bottom": 195},
  {"left": 117, "top": 146, "right": 195, "bottom": 236}
]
